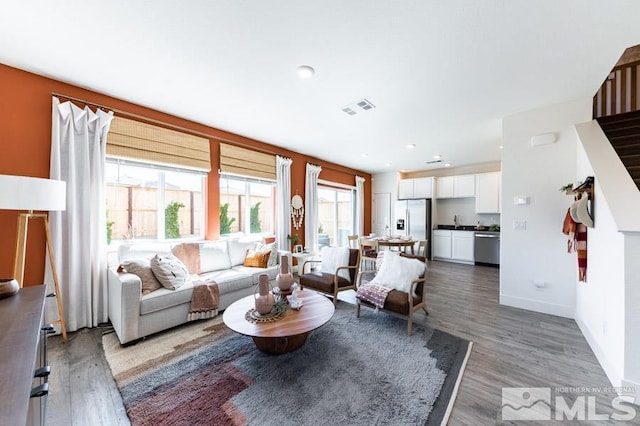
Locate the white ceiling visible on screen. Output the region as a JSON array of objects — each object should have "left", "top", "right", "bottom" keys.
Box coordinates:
[{"left": 2, "top": 1, "right": 640, "bottom": 174}]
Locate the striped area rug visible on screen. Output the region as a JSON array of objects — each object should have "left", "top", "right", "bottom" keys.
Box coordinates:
[{"left": 103, "top": 302, "right": 472, "bottom": 426}]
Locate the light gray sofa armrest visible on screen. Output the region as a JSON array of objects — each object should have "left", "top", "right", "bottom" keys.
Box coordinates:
[{"left": 108, "top": 268, "right": 143, "bottom": 344}]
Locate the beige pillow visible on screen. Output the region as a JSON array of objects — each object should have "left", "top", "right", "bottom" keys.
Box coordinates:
[
  {"left": 243, "top": 249, "right": 271, "bottom": 268},
  {"left": 150, "top": 254, "right": 190, "bottom": 290},
  {"left": 119, "top": 259, "right": 162, "bottom": 295},
  {"left": 171, "top": 243, "right": 201, "bottom": 274}
]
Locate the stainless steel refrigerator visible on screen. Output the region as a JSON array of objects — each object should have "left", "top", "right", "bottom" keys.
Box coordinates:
[{"left": 394, "top": 199, "right": 432, "bottom": 259}]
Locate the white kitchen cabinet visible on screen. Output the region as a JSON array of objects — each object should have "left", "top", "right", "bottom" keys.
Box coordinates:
[
  {"left": 454, "top": 174, "right": 476, "bottom": 198},
  {"left": 451, "top": 231, "right": 474, "bottom": 262},
  {"left": 435, "top": 174, "right": 475, "bottom": 198},
  {"left": 398, "top": 179, "right": 414, "bottom": 199},
  {"left": 475, "top": 172, "right": 501, "bottom": 213},
  {"left": 433, "top": 230, "right": 452, "bottom": 259},
  {"left": 435, "top": 176, "right": 454, "bottom": 198},
  {"left": 398, "top": 177, "right": 433, "bottom": 199}
]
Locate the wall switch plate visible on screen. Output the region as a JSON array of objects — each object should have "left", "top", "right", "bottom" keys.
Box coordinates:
[
  {"left": 513, "top": 220, "right": 527, "bottom": 230},
  {"left": 514, "top": 196, "right": 530, "bottom": 205}
]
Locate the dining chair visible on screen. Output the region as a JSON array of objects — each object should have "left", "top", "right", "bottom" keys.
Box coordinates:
[
  {"left": 359, "top": 237, "right": 378, "bottom": 270},
  {"left": 416, "top": 239, "right": 429, "bottom": 258},
  {"left": 347, "top": 234, "right": 360, "bottom": 249}
]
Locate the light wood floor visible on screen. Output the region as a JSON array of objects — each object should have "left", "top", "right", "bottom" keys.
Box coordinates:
[{"left": 46, "top": 261, "right": 638, "bottom": 425}]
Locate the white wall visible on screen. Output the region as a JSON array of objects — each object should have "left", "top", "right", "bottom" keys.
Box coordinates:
[
  {"left": 575, "top": 142, "right": 626, "bottom": 385},
  {"left": 500, "top": 98, "right": 592, "bottom": 318},
  {"left": 574, "top": 121, "right": 640, "bottom": 400}
]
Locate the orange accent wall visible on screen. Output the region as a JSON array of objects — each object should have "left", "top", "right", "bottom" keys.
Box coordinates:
[{"left": 0, "top": 63, "right": 371, "bottom": 286}]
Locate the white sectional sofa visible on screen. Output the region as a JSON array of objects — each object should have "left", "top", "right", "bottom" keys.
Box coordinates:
[{"left": 108, "top": 238, "right": 291, "bottom": 345}]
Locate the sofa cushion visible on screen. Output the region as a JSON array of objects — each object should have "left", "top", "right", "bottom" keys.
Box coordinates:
[
  {"left": 150, "top": 254, "right": 191, "bottom": 290},
  {"left": 232, "top": 265, "right": 278, "bottom": 284},
  {"left": 199, "top": 269, "right": 254, "bottom": 295},
  {"left": 171, "top": 243, "right": 201, "bottom": 274},
  {"left": 119, "top": 258, "right": 162, "bottom": 295},
  {"left": 140, "top": 281, "right": 194, "bottom": 315},
  {"left": 200, "top": 241, "right": 232, "bottom": 272},
  {"left": 227, "top": 238, "right": 260, "bottom": 266},
  {"left": 118, "top": 243, "right": 173, "bottom": 263},
  {"left": 243, "top": 249, "right": 271, "bottom": 268}
]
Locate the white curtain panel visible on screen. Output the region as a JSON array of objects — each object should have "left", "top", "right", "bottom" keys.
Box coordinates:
[
  {"left": 304, "top": 163, "right": 322, "bottom": 254},
  {"left": 46, "top": 97, "right": 114, "bottom": 331},
  {"left": 275, "top": 155, "right": 292, "bottom": 251},
  {"left": 355, "top": 176, "right": 366, "bottom": 236}
]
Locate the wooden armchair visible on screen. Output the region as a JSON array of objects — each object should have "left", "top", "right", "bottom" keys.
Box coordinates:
[
  {"left": 356, "top": 253, "right": 428, "bottom": 335},
  {"left": 299, "top": 247, "right": 360, "bottom": 306}
]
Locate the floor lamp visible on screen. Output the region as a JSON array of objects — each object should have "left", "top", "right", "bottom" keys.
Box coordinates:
[{"left": 0, "top": 174, "right": 67, "bottom": 342}]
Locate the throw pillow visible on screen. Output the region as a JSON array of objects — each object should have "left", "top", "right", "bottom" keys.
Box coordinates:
[
  {"left": 150, "top": 254, "right": 191, "bottom": 290},
  {"left": 370, "top": 251, "right": 425, "bottom": 293},
  {"left": 171, "top": 243, "right": 201, "bottom": 274},
  {"left": 244, "top": 249, "right": 271, "bottom": 268},
  {"left": 320, "top": 246, "right": 351, "bottom": 282},
  {"left": 119, "top": 259, "right": 163, "bottom": 295},
  {"left": 256, "top": 242, "right": 278, "bottom": 267}
]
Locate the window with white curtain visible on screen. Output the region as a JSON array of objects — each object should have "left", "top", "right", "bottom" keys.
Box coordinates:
[
  {"left": 317, "top": 185, "right": 355, "bottom": 248},
  {"left": 219, "top": 174, "right": 275, "bottom": 236},
  {"left": 105, "top": 159, "right": 205, "bottom": 242}
]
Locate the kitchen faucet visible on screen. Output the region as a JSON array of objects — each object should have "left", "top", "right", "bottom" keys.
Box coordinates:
[{"left": 454, "top": 215, "right": 459, "bottom": 229}]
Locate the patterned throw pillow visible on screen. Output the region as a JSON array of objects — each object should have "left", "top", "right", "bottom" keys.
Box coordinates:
[
  {"left": 243, "top": 249, "right": 271, "bottom": 268},
  {"left": 255, "top": 242, "right": 278, "bottom": 267},
  {"left": 150, "top": 254, "right": 191, "bottom": 290},
  {"left": 119, "top": 259, "right": 163, "bottom": 295}
]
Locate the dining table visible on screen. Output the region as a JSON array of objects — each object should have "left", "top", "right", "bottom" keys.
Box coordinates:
[{"left": 365, "top": 237, "right": 416, "bottom": 254}]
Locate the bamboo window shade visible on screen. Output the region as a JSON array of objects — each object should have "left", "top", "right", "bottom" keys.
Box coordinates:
[
  {"left": 107, "top": 116, "right": 211, "bottom": 171},
  {"left": 219, "top": 143, "right": 276, "bottom": 180}
]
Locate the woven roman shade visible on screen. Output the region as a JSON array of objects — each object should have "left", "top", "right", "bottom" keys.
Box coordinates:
[
  {"left": 107, "top": 117, "right": 211, "bottom": 171},
  {"left": 219, "top": 143, "right": 276, "bottom": 180}
]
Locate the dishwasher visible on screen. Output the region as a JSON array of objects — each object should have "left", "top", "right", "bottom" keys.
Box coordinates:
[{"left": 474, "top": 231, "right": 500, "bottom": 266}]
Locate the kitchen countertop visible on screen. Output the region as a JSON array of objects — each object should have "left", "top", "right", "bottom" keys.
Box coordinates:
[{"left": 436, "top": 225, "right": 500, "bottom": 232}]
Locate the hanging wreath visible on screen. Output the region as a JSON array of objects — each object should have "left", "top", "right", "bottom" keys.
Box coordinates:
[{"left": 291, "top": 194, "right": 304, "bottom": 230}]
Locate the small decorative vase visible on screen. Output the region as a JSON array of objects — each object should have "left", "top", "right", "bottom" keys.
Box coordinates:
[
  {"left": 0, "top": 278, "right": 19, "bottom": 300},
  {"left": 254, "top": 274, "right": 275, "bottom": 315},
  {"left": 276, "top": 255, "right": 294, "bottom": 292}
]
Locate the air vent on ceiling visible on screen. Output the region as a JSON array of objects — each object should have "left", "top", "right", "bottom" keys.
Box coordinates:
[
  {"left": 341, "top": 98, "right": 376, "bottom": 116},
  {"left": 425, "top": 160, "right": 442, "bottom": 165}
]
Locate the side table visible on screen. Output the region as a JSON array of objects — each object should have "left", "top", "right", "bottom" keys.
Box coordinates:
[{"left": 292, "top": 252, "right": 314, "bottom": 275}]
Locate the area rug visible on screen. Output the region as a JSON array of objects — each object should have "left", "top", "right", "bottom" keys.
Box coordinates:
[{"left": 103, "top": 302, "right": 472, "bottom": 426}]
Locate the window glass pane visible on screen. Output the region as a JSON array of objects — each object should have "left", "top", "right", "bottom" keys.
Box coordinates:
[
  {"left": 105, "top": 160, "right": 205, "bottom": 243},
  {"left": 219, "top": 175, "right": 275, "bottom": 236},
  {"left": 317, "top": 186, "right": 354, "bottom": 248},
  {"left": 164, "top": 171, "right": 203, "bottom": 239}
]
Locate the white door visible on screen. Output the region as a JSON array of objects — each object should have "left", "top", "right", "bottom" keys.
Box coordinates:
[{"left": 373, "top": 192, "right": 391, "bottom": 237}]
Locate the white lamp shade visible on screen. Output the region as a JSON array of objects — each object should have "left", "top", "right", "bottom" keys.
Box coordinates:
[{"left": 0, "top": 174, "right": 66, "bottom": 211}]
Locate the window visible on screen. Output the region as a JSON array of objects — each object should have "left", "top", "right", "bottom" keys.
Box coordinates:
[
  {"left": 105, "top": 159, "right": 205, "bottom": 243},
  {"left": 219, "top": 174, "right": 275, "bottom": 236},
  {"left": 317, "top": 186, "right": 355, "bottom": 248}
]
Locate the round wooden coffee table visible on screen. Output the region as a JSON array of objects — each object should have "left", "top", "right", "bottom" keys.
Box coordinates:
[{"left": 223, "top": 290, "right": 334, "bottom": 355}]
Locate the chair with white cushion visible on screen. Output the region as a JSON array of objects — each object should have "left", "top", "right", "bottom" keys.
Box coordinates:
[{"left": 299, "top": 246, "right": 360, "bottom": 306}]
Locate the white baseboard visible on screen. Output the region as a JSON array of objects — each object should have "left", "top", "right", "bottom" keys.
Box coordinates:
[
  {"left": 621, "top": 378, "right": 640, "bottom": 404},
  {"left": 500, "top": 294, "right": 574, "bottom": 318}
]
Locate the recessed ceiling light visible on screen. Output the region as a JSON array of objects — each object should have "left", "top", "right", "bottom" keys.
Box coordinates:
[
  {"left": 444, "top": 163, "right": 452, "bottom": 167},
  {"left": 361, "top": 153, "right": 368, "bottom": 158},
  {"left": 433, "top": 154, "right": 442, "bottom": 160},
  {"left": 407, "top": 144, "right": 416, "bottom": 149},
  {"left": 297, "top": 65, "right": 315, "bottom": 79},
  {"left": 385, "top": 162, "right": 393, "bottom": 167},
  {"left": 499, "top": 145, "right": 503, "bottom": 149}
]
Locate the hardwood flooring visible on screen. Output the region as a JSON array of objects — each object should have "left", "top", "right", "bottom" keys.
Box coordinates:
[{"left": 46, "top": 261, "right": 638, "bottom": 425}]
